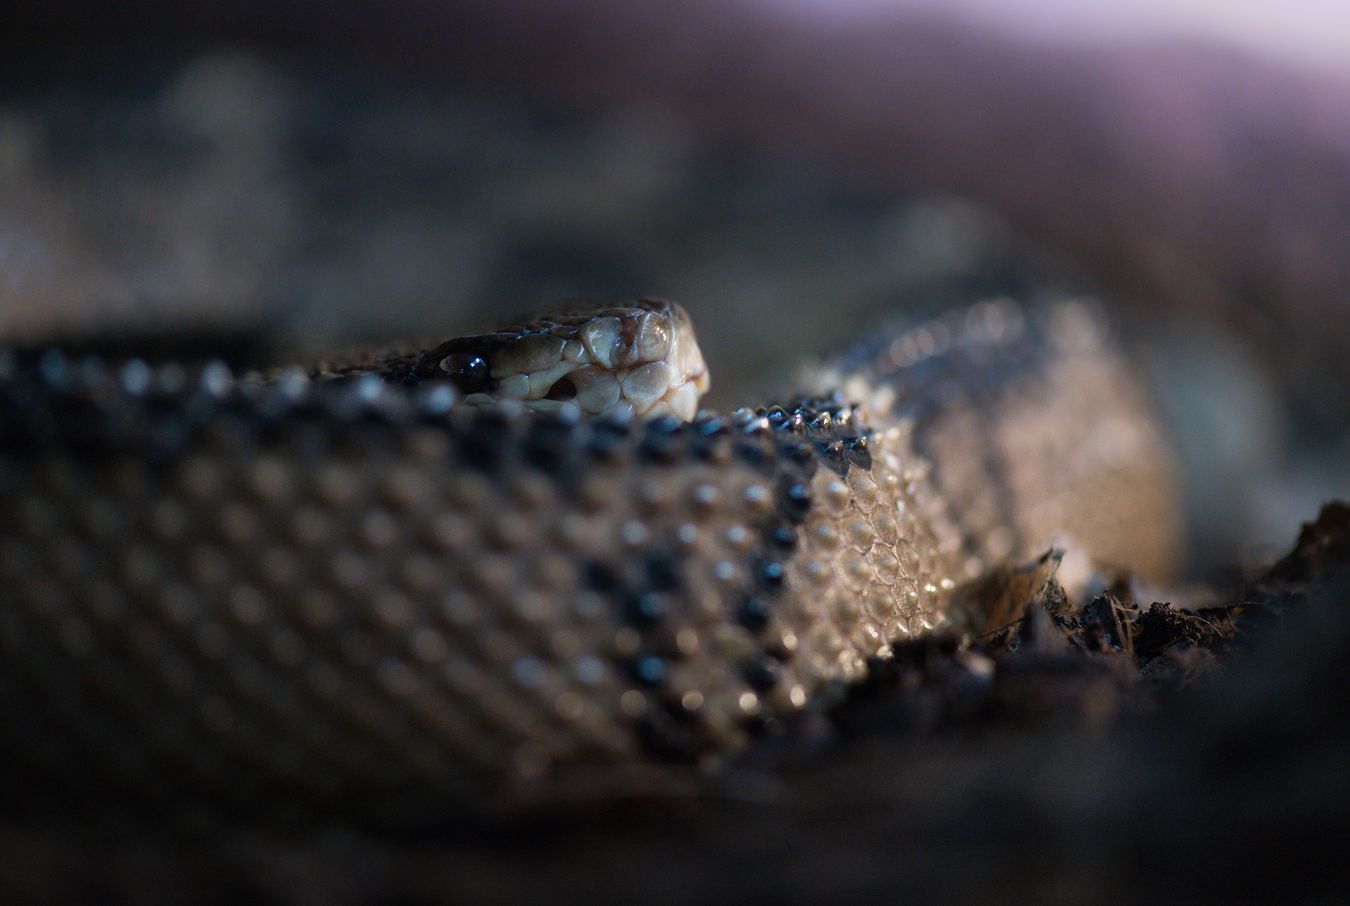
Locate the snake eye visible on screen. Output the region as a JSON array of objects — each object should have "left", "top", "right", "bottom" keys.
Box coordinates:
[{"left": 440, "top": 353, "right": 492, "bottom": 394}]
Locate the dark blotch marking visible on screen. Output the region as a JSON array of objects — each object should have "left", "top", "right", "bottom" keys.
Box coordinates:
[
  {"left": 779, "top": 481, "right": 812, "bottom": 524},
  {"left": 844, "top": 434, "right": 872, "bottom": 471},
  {"left": 738, "top": 596, "right": 772, "bottom": 632},
  {"left": 765, "top": 522, "right": 797, "bottom": 553},
  {"left": 36, "top": 349, "right": 71, "bottom": 388},
  {"left": 694, "top": 416, "right": 724, "bottom": 436},
  {"left": 733, "top": 441, "right": 772, "bottom": 473},
  {"left": 646, "top": 414, "right": 683, "bottom": 436},
  {"left": 817, "top": 440, "right": 850, "bottom": 477},
  {"left": 626, "top": 592, "right": 666, "bottom": 627},
  {"left": 523, "top": 418, "right": 577, "bottom": 475},
  {"left": 147, "top": 416, "right": 193, "bottom": 463},
  {"left": 587, "top": 417, "right": 631, "bottom": 459},
  {"left": 688, "top": 439, "right": 716, "bottom": 463},
  {"left": 644, "top": 551, "right": 682, "bottom": 591},
  {"left": 742, "top": 658, "right": 780, "bottom": 692},
  {"left": 638, "top": 416, "right": 683, "bottom": 464},
  {"left": 584, "top": 560, "right": 624, "bottom": 594},
  {"left": 757, "top": 560, "right": 787, "bottom": 593},
  {"left": 740, "top": 713, "right": 777, "bottom": 739},
  {"left": 457, "top": 412, "right": 512, "bottom": 472},
  {"left": 777, "top": 441, "right": 815, "bottom": 471},
  {"left": 635, "top": 710, "right": 703, "bottom": 762},
  {"left": 630, "top": 655, "right": 668, "bottom": 686}
]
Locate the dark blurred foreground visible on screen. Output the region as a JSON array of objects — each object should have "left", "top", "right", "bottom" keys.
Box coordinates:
[{"left": 1, "top": 504, "right": 1346, "bottom": 903}]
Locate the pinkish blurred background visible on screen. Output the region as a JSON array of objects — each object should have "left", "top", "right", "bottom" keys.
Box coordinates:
[{"left": 780, "top": 0, "right": 1350, "bottom": 75}]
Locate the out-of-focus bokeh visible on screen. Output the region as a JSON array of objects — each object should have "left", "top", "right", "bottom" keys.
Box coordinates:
[
  {"left": 2, "top": 0, "right": 1348, "bottom": 565},
  {"left": 0, "top": 52, "right": 1037, "bottom": 392},
  {"left": 785, "top": 0, "right": 1350, "bottom": 76}
]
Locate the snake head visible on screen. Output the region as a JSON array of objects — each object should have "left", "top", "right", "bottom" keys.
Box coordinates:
[{"left": 427, "top": 298, "right": 710, "bottom": 420}]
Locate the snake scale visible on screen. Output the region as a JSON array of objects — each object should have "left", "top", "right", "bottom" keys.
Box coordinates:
[{"left": 0, "top": 296, "right": 1180, "bottom": 824}]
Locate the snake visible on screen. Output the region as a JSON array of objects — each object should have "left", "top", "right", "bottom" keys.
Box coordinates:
[{"left": 0, "top": 296, "right": 1181, "bottom": 823}]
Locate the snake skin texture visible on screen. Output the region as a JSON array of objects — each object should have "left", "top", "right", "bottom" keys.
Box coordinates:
[{"left": 0, "top": 296, "right": 1180, "bottom": 824}]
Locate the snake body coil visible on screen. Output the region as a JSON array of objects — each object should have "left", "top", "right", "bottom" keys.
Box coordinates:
[{"left": 0, "top": 297, "right": 1179, "bottom": 822}]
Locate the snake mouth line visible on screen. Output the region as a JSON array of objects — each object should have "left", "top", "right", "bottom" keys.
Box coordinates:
[{"left": 425, "top": 298, "right": 710, "bottom": 420}]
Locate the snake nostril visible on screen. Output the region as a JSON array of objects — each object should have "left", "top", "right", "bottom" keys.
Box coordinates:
[{"left": 545, "top": 377, "right": 578, "bottom": 401}]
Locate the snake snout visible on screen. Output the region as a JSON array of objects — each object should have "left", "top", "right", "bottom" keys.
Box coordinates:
[{"left": 456, "top": 298, "right": 709, "bottom": 420}]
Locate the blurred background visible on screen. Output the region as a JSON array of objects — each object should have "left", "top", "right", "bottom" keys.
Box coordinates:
[{"left": 2, "top": 0, "right": 1348, "bottom": 568}]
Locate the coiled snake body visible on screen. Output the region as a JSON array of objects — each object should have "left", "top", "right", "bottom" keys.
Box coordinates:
[{"left": 0, "top": 297, "right": 1180, "bottom": 822}]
